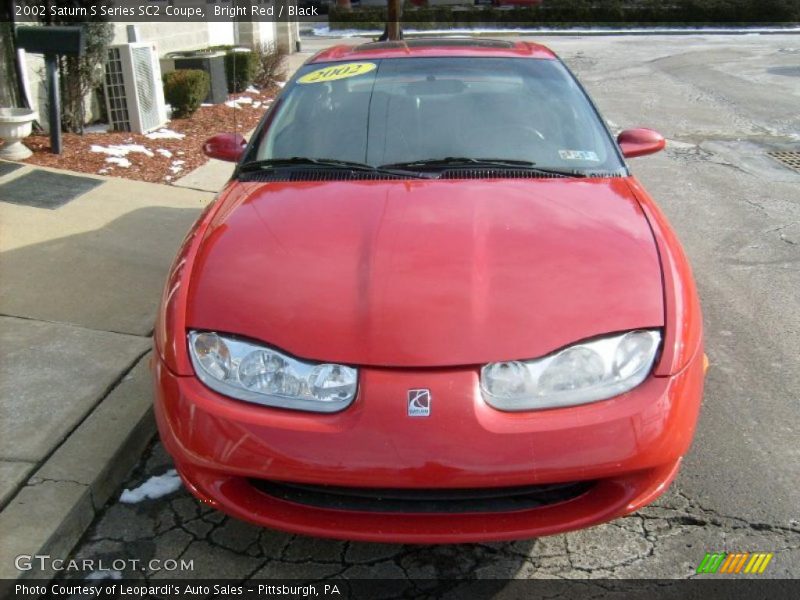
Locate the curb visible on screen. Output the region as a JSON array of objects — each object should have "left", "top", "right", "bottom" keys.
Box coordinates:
[{"left": 0, "top": 353, "right": 157, "bottom": 581}]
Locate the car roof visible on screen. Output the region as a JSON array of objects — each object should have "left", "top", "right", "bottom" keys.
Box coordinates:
[{"left": 309, "top": 38, "right": 557, "bottom": 63}]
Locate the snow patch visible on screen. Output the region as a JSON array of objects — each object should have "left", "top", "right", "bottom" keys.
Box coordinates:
[
  {"left": 245, "top": 85, "right": 260, "bottom": 94},
  {"left": 156, "top": 148, "right": 173, "bottom": 158},
  {"left": 170, "top": 159, "right": 186, "bottom": 174},
  {"left": 120, "top": 469, "right": 182, "bottom": 503},
  {"left": 226, "top": 96, "right": 253, "bottom": 108},
  {"left": 145, "top": 128, "right": 185, "bottom": 140},
  {"left": 105, "top": 157, "right": 131, "bottom": 168},
  {"left": 91, "top": 143, "right": 154, "bottom": 158},
  {"left": 276, "top": 81, "right": 286, "bottom": 88}
]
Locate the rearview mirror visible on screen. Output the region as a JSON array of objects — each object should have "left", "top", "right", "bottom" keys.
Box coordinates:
[
  {"left": 617, "top": 128, "right": 665, "bottom": 159},
  {"left": 203, "top": 133, "right": 247, "bottom": 162}
]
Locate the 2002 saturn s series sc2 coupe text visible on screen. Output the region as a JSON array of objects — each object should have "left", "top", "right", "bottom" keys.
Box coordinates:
[{"left": 153, "top": 39, "right": 706, "bottom": 543}]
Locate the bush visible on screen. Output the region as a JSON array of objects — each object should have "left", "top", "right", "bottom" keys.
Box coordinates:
[
  {"left": 252, "top": 42, "right": 289, "bottom": 88},
  {"left": 163, "top": 69, "right": 210, "bottom": 118},
  {"left": 207, "top": 45, "right": 258, "bottom": 93},
  {"left": 225, "top": 50, "right": 256, "bottom": 93},
  {"left": 225, "top": 49, "right": 257, "bottom": 93}
]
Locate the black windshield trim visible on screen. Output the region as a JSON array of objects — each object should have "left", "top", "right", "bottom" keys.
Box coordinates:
[
  {"left": 381, "top": 158, "right": 588, "bottom": 178},
  {"left": 238, "top": 157, "right": 434, "bottom": 179}
]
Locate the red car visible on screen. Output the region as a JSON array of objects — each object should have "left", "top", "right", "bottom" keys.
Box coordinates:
[{"left": 154, "top": 38, "right": 705, "bottom": 543}]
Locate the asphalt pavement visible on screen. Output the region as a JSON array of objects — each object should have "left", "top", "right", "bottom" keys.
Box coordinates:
[{"left": 64, "top": 33, "right": 800, "bottom": 583}]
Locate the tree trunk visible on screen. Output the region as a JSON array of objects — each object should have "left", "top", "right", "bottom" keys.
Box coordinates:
[
  {"left": 387, "top": 0, "right": 401, "bottom": 40},
  {"left": 0, "top": 21, "right": 20, "bottom": 107}
]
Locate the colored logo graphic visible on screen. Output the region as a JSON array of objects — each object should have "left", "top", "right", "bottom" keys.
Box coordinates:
[
  {"left": 407, "top": 389, "right": 431, "bottom": 417},
  {"left": 696, "top": 552, "right": 773, "bottom": 574}
]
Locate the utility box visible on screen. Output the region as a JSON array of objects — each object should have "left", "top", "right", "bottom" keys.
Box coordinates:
[
  {"left": 167, "top": 51, "right": 228, "bottom": 105},
  {"left": 104, "top": 42, "right": 168, "bottom": 134}
]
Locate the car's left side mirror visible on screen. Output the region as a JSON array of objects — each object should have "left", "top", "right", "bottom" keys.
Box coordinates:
[
  {"left": 203, "top": 133, "right": 247, "bottom": 162},
  {"left": 617, "top": 128, "right": 666, "bottom": 159}
]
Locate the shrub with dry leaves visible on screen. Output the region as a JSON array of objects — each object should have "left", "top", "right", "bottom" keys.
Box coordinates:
[{"left": 252, "top": 42, "right": 288, "bottom": 89}]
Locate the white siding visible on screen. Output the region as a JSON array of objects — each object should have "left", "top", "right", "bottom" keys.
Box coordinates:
[
  {"left": 257, "top": 21, "right": 278, "bottom": 47},
  {"left": 207, "top": 22, "right": 237, "bottom": 47},
  {"left": 113, "top": 23, "right": 219, "bottom": 55}
]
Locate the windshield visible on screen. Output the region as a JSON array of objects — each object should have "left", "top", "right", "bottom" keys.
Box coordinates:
[{"left": 251, "top": 57, "right": 624, "bottom": 174}]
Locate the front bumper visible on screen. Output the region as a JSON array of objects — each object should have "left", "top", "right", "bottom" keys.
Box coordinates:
[{"left": 153, "top": 346, "right": 704, "bottom": 543}]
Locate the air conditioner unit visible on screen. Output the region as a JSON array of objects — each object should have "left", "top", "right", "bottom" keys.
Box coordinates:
[{"left": 104, "top": 42, "right": 167, "bottom": 134}]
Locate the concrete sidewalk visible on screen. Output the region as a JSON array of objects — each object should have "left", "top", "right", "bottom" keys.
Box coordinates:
[
  {"left": 0, "top": 162, "right": 213, "bottom": 579},
  {"left": 0, "top": 48, "right": 314, "bottom": 582}
]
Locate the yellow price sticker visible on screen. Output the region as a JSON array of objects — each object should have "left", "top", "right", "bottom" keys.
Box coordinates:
[{"left": 298, "top": 62, "right": 377, "bottom": 84}]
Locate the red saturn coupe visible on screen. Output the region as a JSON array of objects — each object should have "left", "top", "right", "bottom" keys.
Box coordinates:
[{"left": 154, "top": 39, "right": 706, "bottom": 543}]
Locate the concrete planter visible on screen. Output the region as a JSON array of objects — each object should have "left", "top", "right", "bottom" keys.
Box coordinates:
[{"left": 0, "top": 108, "right": 37, "bottom": 160}]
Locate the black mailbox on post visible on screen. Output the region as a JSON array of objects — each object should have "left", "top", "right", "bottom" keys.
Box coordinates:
[
  {"left": 15, "top": 26, "right": 85, "bottom": 155},
  {"left": 16, "top": 26, "right": 86, "bottom": 57}
]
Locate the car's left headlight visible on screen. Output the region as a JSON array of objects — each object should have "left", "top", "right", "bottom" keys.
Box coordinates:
[
  {"left": 188, "top": 331, "right": 358, "bottom": 413},
  {"left": 480, "top": 330, "right": 661, "bottom": 411}
]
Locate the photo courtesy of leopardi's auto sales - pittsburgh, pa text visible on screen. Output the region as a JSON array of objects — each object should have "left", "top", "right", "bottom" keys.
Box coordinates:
[{"left": 14, "top": 583, "right": 340, "bottom": 598}]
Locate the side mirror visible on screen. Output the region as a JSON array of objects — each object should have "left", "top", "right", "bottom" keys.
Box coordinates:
[
  {"left": 203, "top": 133, "right": 247, "bottom": 162},
  {"left": 617, "top": 128, "right": 665, "bottom": 159}
]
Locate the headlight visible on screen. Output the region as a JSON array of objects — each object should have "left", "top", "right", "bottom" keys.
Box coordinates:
[
  {"left": 188, "top": 331, "right": 357, "bottom": 412},
  {"left": 481, "top": 330, "right": 661, "bottom": 411}
]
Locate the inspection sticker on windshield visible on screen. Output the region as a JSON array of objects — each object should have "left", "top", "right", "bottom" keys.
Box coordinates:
[
  {"left": 559, "top": 150, "right": 600, "bottom": 161},
  {"left": 298, "top": 62, "right": 377, "bottom": 84}
]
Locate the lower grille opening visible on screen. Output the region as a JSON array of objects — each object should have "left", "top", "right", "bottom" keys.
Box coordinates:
[{"left": 249, "top": 479, "right": 594, "bottom": 514}]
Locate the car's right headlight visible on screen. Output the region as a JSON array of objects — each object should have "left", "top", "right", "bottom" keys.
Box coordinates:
[
  {"left": 188, "top": 331, "right": 358, "bottom": 413},
  {"left": 480, "top": 330, "right": 661, "bottom": 411}
]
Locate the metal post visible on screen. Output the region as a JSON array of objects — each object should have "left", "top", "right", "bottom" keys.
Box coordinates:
[{"left": 45, "top": 53, "right": 62, "bottom": 154}]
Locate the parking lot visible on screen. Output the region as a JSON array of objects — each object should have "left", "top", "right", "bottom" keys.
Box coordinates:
[{"left": 65, "top": 33, "right": 800, "bottom": 583}]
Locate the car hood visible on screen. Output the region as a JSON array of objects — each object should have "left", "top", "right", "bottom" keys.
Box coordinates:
[{"left": 187, "top": 177, "right": 663, "bottom": 367}]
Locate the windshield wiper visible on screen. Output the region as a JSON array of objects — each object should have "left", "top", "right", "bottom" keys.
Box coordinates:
[
  {"left": 380, "top": 157, "right": 586, "bottom": 178},
  {"left": 238, "top": 157, "right": 432, "bottom": 178}
]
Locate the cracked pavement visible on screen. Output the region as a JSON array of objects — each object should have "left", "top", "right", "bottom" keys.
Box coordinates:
[
  {"left": 63, "top": 441, "right": 800, "bottom": 584},
  {"left": 63, "top": 34, "right": 799, "bottom": 582}
]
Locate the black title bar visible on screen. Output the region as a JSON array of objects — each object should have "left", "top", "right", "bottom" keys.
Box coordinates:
[{"left": 9, "top": 1, "right": 325, "bottom": 23}]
